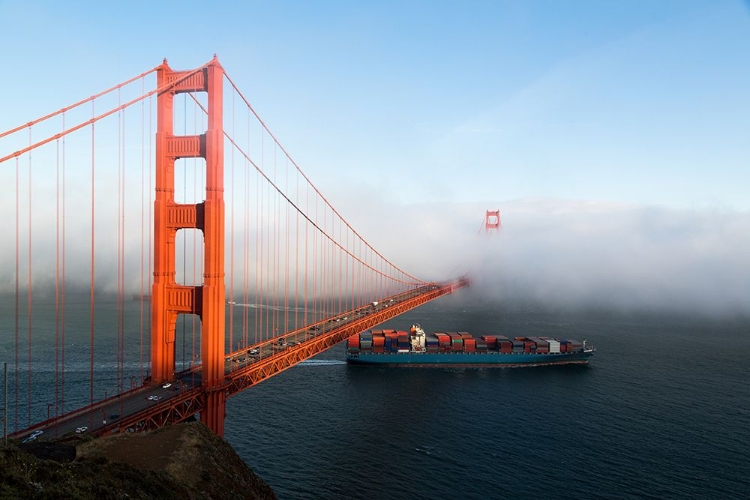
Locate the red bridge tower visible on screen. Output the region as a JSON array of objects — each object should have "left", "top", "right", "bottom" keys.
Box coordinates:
[
  {"left": 151, "top": 57, "right": 226, "bottom": 435},
  {"left": 483, "top": 209, "right": 501, "bottom": 234}
]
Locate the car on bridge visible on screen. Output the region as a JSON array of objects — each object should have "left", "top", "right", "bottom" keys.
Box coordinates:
[
  {"left": 147, "top": 395, "right": 161, "bottom": 401},
  {"left": 75, "top": 426, "right": 88, "bottom": 434},
  {"left": 162, "top": 382, "right": 172, "bottom": 389}
]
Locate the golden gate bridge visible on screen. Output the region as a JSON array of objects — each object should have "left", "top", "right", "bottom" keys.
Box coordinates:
[{"left": 0, "top": 56, "right": 468, "bottom": 440}]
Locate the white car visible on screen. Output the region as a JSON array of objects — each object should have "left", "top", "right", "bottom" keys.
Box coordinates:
[
  {"left": 75, "top": 426, "right": 88, "bottom": 434},
  {"left": 249, "top": 348, "right": 259, "bottom": 355},
  {"left": 162, "top": 383, "right": 171, "bottom": 389},
  {"left": 30, "top": 430, "right": 44, "bottom": 438},
  {"left": 147, "top": 395, "right": 160, "bottom": 401}
]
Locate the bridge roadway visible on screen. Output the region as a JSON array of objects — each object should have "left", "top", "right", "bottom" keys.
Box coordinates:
[{"left": 12, "top": 280, "right": 468, "bottom": 443}]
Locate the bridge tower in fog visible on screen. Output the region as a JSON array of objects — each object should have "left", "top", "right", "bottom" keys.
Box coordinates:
[
  {"left": 482, "top": 209, "right": 501, "bottom": 235},
  {"left": 151, "top": 57, "right": 226, "bottom": 435}
]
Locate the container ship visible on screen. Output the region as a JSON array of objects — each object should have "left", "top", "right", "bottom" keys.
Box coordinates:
[{"left": 346, "top": 324, "right": 594, "bottom": 367}]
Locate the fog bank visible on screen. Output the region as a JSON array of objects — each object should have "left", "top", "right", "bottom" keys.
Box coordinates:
[{"left": 342, "top": 197, "right": 750, "bottom": 316}]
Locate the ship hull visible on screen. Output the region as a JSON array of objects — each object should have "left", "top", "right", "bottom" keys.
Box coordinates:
[{"left": 346, "top": 350, "right": 593, "bottom": 367}]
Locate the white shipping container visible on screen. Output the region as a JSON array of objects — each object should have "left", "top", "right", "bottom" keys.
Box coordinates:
[{"left": 548, "top": 340, "right": 561, "bottom": 354}]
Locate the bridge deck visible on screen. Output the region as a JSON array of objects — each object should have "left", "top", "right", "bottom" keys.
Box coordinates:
[{"left": 12, "top": 280, "right": 468, "bottom": 441}]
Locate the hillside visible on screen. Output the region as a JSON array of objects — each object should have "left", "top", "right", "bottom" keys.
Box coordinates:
[{"left": 1, "top": 421, "right": 276, "bottom": 500}]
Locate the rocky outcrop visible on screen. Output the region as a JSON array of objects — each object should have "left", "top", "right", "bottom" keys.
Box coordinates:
[{"left": 2, "top": 422, "right": 276, "bottom": 500}]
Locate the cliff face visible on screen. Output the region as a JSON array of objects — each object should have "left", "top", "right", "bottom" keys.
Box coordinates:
[{"left": 1, "top": 422, "right": 277, "bottom": 500}]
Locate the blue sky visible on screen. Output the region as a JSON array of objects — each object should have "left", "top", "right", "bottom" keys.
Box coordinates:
[
  {"left": 2, "top": 0, "right": 748, "bottom": 209},
  {"left": 1, "top": 0, "right": 749, "bottom": 312}
]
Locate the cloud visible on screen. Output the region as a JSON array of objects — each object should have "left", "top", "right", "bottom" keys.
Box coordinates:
[
  {"left": 3, "top": 168, "right": 749, "bottom": 318},
  {"left": 338, "top": 197, "right": 750, "bottom": 316}
]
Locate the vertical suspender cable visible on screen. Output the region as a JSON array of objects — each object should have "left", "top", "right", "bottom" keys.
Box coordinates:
[
  {"left": 243, "top": 109, "right": 249, "bottom": 350},
  {"left": 147, "top": 94, "right": 153, "bottom": 383},
  {"left": 273, "top": 145, "right": 278, "bottom": 337},
  {"left": 121, "top": 102, "right": 127, "bottom": 395},
  {"left": 61, "top": 113, "right": 67, "bottom": 417},
  {"left": 90, "top": 102, "right": 96, "bottom": 413},
  {"left": 258, "top": 128, "right": 263, "bottom": 340},
  {"left": 304, "top": 183, "right": 309, "bottom": 328},
  {"left": 14, "top": 157, "right": 19, "bottom": 433},
  {"left": 321, "top": 204, "right": 326, "bottom": 320},
  {"left": 244, "top": 111, "right": 250, "bottom": 350},
  {"left": 229, "top": 90, "right": 235, "bottom": 352},
  {"left": 313, "top": 198, "right": 318, "bottom": 324},
  {"left": 285, "top": 157, "right": 290, "bottom": 336},
  {"left": 295, "top": 166, "right": 299, "bottom": 333},
  {"left": 269, "top": 149, "right": 273, "bottom": 337},
  {"left": 255, "top": 142, "right": 260, "bottom": 345},
  {"left": 261, "top": 126, "right": 267, "bottom": 339},
  {"left": 27, "top": 128, "right": 33, "bottom": 427},
  {"left": 117, "top": 90, "right": 123, "bottom": 397},
  {"left": 55, "top": 137, "right": 60, "bottom": 423},
  {"left": 268, "top": 147, "right": 279, "bottom": 337},
  {"left": 140, "top": 79, "right": 145, "bottom": 386},
  {"left": 117, "top": 96, "right": 121, "bottom": 397},
  {"left": 338, "top": 215, "right": 341, "bottom": 312}
]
